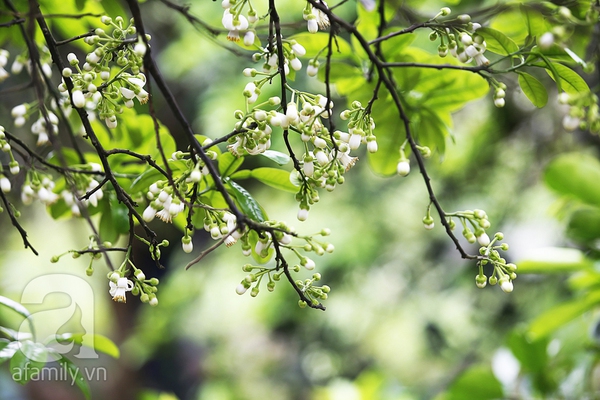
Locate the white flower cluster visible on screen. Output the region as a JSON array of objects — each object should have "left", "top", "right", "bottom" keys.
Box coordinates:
[
  {"left": 60, "top": 48, "right": 148, "bottom": 129},
  {"left": 295, "top": 100, "right": 377, "bottom": 221},
  {"left": 56, "top": 16, "right": 148, "bottom": 130},
  {"left": 21, "top": 176, "right": 59, "bottom": 206},
  {"left": 142, "top": 184, "right": 185, "bottom": 224},
  {"left": 447, "top": 32, "right": 489, "bottom": 66},
  {"left": 61, "top": 174, "right": 105, "bottom": 216},
  {"left": 221, "top": 0, "right": 258, "bottom": 43},
  {"left": 251, "top": 39, "right": 307, "bottom": 77},
  {"left": 204, "top": 211, "right": 244, "bottom": 247},
  {"left": 11, "top": 104, "right": 60, "bottom": 146},
  {"left": 0, "top": 49, "right": 10, "bottom": 82}
]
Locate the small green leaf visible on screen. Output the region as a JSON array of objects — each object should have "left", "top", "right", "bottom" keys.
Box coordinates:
[
  {"left": 544, "top": 153, "right": 600, "bottom": 205},
  {"left": 58, "top": 355, "right": 91, "bottom": 400},
  {"left": 10, "top": 340, "right": 47, "bottom": 385},
  {"left": 0, "top": 296, "right": 32, "bottom": 321},
  {"left": 507, "top": 330, "right": 548, "bottom": 374},
  {"left": 54, "top": 333, "right": 120, "bottom": 359},
  {"left": 0, "top": 296, "right": 35, "bottom": 339},
  {"left": 518, "top": 72, "right": 548, "bottom": 107},
  {"left": 0, "top": 341, "right": 20, "bottom": 364},
  {"left": 219, "top": 152, "right": 244, "bottom": 177},
  {"left": 226, "top": 179, "right": 266, "bottom": 222},
  {"left": 545, "top": 62, "right": 589, "bottom": 94},
  {"left": 287, "top": 32, "right": 354, "bottom": 60},
  {"left": 229, "top": 170, "right": 252, "bottom": 180},
  {"left": 528, "top": 291, "right": 600, "bottom": 340},
  {"left": 476, "top": 27, "right": 519, "bottom": 56},
  {"left": 445, "top": 365, "right": 504, "bottom": 400},
  {"left": 259, "top": 150, "right": 290, "bottom": 165},
  {"left": 251, "top": 168, "right": 298, "bottom": 193},
  {"left": 109, "top": 192, "right": 130, "bottom": 235},
  {"left": 517, "top": 247, "right": 593, "bottom": 273}
]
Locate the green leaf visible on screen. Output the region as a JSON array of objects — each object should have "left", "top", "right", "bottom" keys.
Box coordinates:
[
  {"left": 544, "top": 153, "right": 600, "bottom": 205},
  {"left": 0, "top": 296, "right": 35, "bottom": 339},
  {"left": 130, "top": 167, "right": 165, "bottom": 193},
  {"left": 58, "top": 355, "right": 91, "bottom": 400},
  {"left": 10, "top": 340, "right": 48, "bottom": 385},
  {"left": 251, "top": 168, "right": 298, "bottom": 193},
  {"left": 259, "top": 150, "right": 290, "bottom": 165},
  {"left": 225, "top": 179, "right": 266, "bottom": 222},
  {"left": 517, "top": 247, "right": 593, "bottom": 274},
  {"left": 229, "top": 170, "right": 252, "bottom": 180},
  {"left": 287, "top": 32, "right": 354, "bottom": 60},
  {"left": 219, "top": 152, "right": 244, "bottom": 177},
  {"left": 567, "top": 207, "right": 600, "bottom": 244},
  {"left": 476, "top": 27, "right": 519, "bottom": 56},
  {"left": 518, "top": 72, "right": 548, "bottom": 107},
  {"left": 99, "top": 201, "right": 119, "bottom": 244},
  {"left": 521, "top": 4, "right": 549, "bottom": 38},
  {"left": 54, "top": 333, "right": 120, "bottom": 359},
  {"left": 545, "top": 62, "right": 589, "bottom": 94},
  {"left": 0, "top": 341, "right": 20, "bottom": 364},
  {"left": 528, "top": 290, "right": 600, "bottom": 340},
  {"left": 109, "top": 192, "right": 130, "bottom": 235},
  {"left": 444, "top": 365, "right": 504, "bottom": 400},
  {"left": 507, "top": 330, "right": 548, "bottom": 374}
]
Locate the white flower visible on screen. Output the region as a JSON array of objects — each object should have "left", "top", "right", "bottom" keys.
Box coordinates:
[
  {"left": 367, "top": 139, "right": 378, "bottom": 153},
  {"left": 539, "top": 32, "right": 554, "bottom": 50},
  {"left": 182, "top": 236, "right": 193, "bottom": 253},
  {"left": 290, "top": 57, "right": 302, "bottom": 71},
  {"left": 134, "top": 40, "right": 147, "bottom": 57},
  {"left": 562, "top": 115, "right": 580, "bottom": 131},
  {"left": 307, "top": 61, "right": 319, "bottom": 77},
  {"left": 143, "top": 205, "right": 157, "bottom": 222},
  {"left": 109, "top": 277, "right": 134, "bottom": 303},
  {"left": 297, "top": 208, "right": 309, "bottom": 221},
  {"left": 494, "top": 97, "right": 505, "bottom": 108},
  {"left": 303, "top": 158, "right": 314, "bottom": 177},
  {"left": 236, "top": 283, "right": 248, "bottom": 295},
  {"left": 499, "top": 277, "right": 513, "bottom": 293},
  {"left": 11, "top": 104, "right": 27, "bottom": 118},
  {"left": 0, "top": 67, "right": 8, "bottom": 82},
  {"left": 307, "top": 18, "right": 318, "bottom": 33},
  {"left": 397, "top": 160, "right": 410, "bottom": 176},
  {"left": 302, "top": 257, "right": 316, "bottom": 270},
  {"left": 72, "top": 90, "right": 85, "bottom": 108},
  {"left": 349, "top": 133, "right": 362, "bottom": 150},
  {"left": 0, "top": 176, "right": 11, "bottom": 193},
  {"left": 243, "top": 31, "right": 255, "bottom": 46},
  {"left": 477, "top": 233, "right": 490, "bottom": 246},
  {"left": 222, "top": 10, "right": 249, "bottom": 42},
  {"left": 291, "top": 42, "right": 306, "bottom": 56},
  {"left": 105, "top": 116, "right": 118, "bottom": 129}
]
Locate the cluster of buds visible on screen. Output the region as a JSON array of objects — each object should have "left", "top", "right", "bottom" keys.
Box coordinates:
[
  {"left": 442, "top": 208, "right": 492, "bottom": 246},
  {"left": 0, "top": 127, "right": 20, "bottom": 193},
  {"left": 107, "top": 256, "right": 159, "bottom": 305},
  {"left": 58, "top": 16, "right": 149, "bottom": 129},
  {"left": 296, "top": 273, "right": 330, "bottom": 308},
  {"left": 251, "top": 38, "right": 307, "bottom": 77},
  {"left": 59, "top": 164, "right": 105, "bottom": 216},
  {"left": 493, "top": 84, "right": 507, "bottom": 108},
  {"left": 293, "top": 100, "right": 376, "bottom": 221},
  {"left": 142, "top": 183, "right": 185, "bottom": 224},
  {"left": 302, "top": 1, "right": 330, "bottom": 33},
  {"left": 428, "top": 8, "right": 489, "bottom": 66},
  {"left": 559, "top": 91, "right": 600, "bottom": 134},
  {"left": 203, "top": 210, "right": 244, "bottom": 247},
  {"left": 11, "top": 103, "right": 59, "bottom": 146},
  {"left": 476, "top": 232, "right": 516, "bottom": 293},
  {"left": 0, "top": 49, "right": 10, "bottom": 82},
  {"left": 21, "top": 172, "right": 59, "bottom": 206},
  {"left": 235, "top": 226, "right": 333, "bottom": 304}
]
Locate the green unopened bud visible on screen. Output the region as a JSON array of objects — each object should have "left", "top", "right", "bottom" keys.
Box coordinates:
[
  {"left": 298, "top": 300, "right": 307, "bottom": 308},
  {"left": 149, "top": 278, "right": 159, "bottom": 285},
  {"left": 50, "top": 256, "right": 60, "bottom": 263}
]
